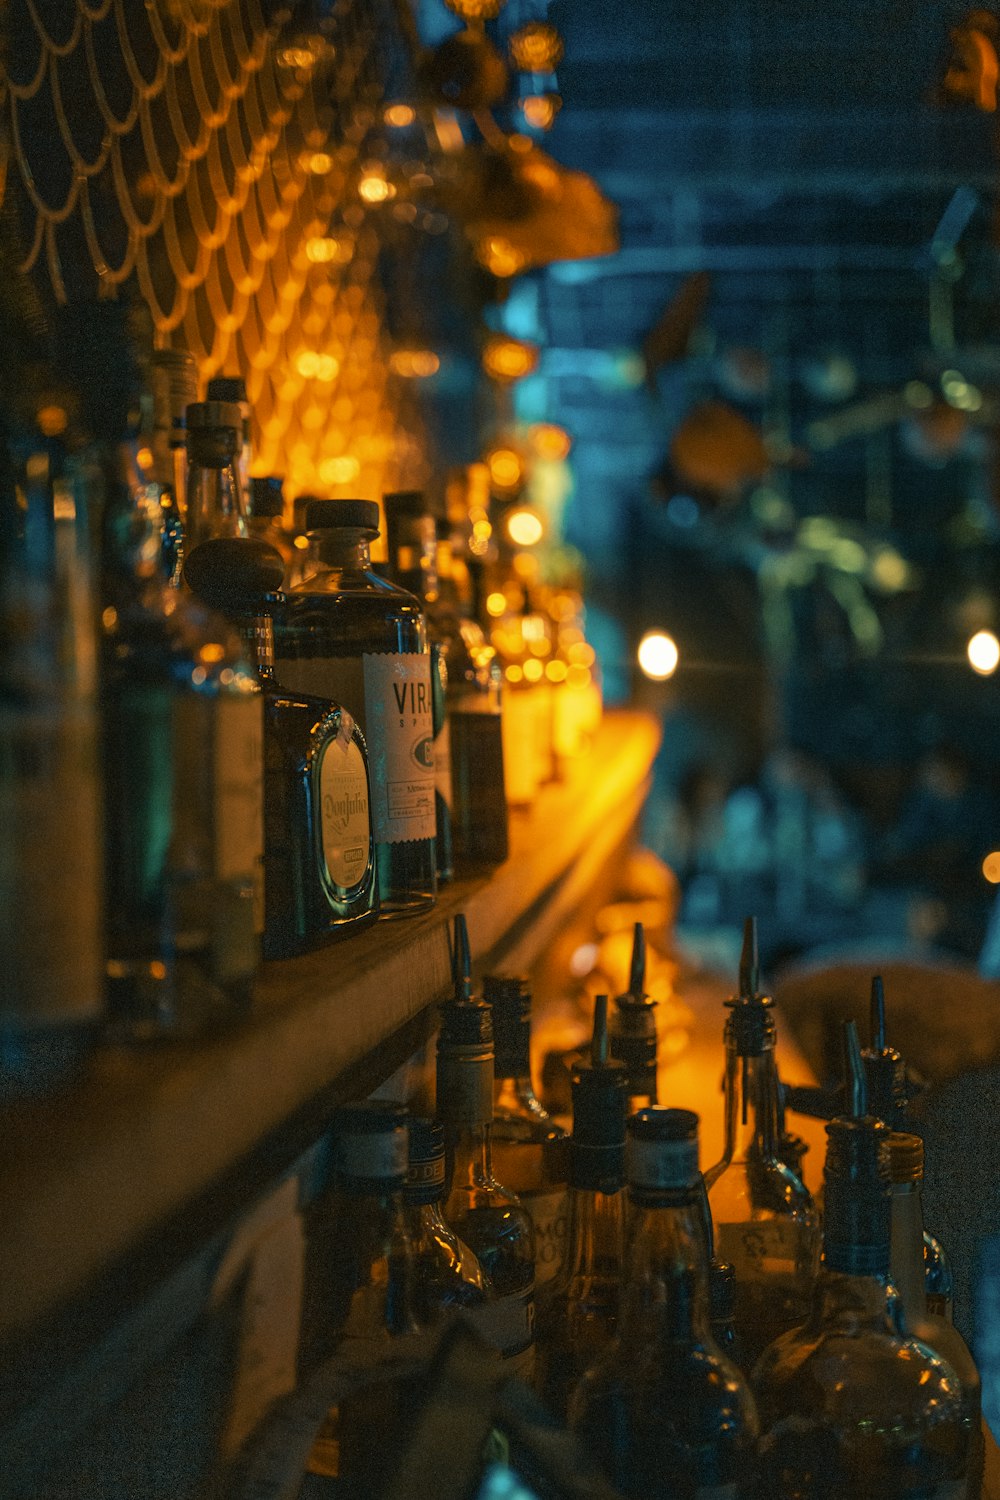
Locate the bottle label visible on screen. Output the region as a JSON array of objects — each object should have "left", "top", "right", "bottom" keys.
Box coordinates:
[
  {"left": 716, "top": 1218, "right": 804, "bottom": 1279},
  {"left": 627, "top": 1136, "right": 698, "bottom": 1192},
  {"left": 317, "top": 719, "right": 371, "bottom": 890},
  {"left": 361, "top": 653, "right": 435, "bottom": 844},
  {"left": 463, "top": 1286, "right": 535, "bottom": 1364},
  {"left": 214, "top": 693, "right": 265, "bottom": 933},
  {"left": 523, "top": 1188, "right": 569, "bottom": 1286},
  {"left": 0, "top": 705, "right": 102, "bottom": 1023}
]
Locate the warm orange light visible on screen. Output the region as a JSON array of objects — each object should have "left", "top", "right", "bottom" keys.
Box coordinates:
[
  {"left": 358, "top": 173, "right": 394, "bottom": 204},
  {"left": 523, "top": 658, "right": 544, "bottom": 682},
  {"left": 505, "top": 663, "right": 524, "bottom": 683},
  {"left": 568, "top": 642, "right": 596, "bottom": 667},
  {"left": 546, "top": 659, "right": 568, "bottom": 683},
  {"left": 509, "top": 21, "right": 564, "bottom": 71},
  {"left": 984, "top": 852, "right": 1000, "bottom": 884},
  {"left": 477, "top": 237, "right": 529, "bottom": 278},
  {"left": 530, "top": 423, "right": 572, "bottom": 460},
  {"left": 486, "top": 591, "right": 507, "bottom": 617},
  {"left": 36, "top": 405, "right": 68, "bottom": 437},
  {"left": 278, "top": 46, "right": 319, "bottom": 69},
  {"left": 296, "top": 351, "right": 319, "bottom": 377},
  {"left": 482, "top": 335, "right": 539, "bottom": 382},
  {"left": 293, "top": 534, "right": 310, "bottom": 550},
  {"left": 136, "top": 445, "right": 154, "bottom": 471},
  {"left": 444, "top": 0, "right": 502, "bottom": 17},
  {"left": 506, "top": 507, "right": 544, "bottom": 547},
  {"left": 637, "top": 631, "right": 679, "bottom": 681},
  {"left": 306, "top": 235, "right": 353, "bottom": 265},
  {"left": 389, "top": 349, "right": 440, "bottom": 378},
  {"left": 384, "top": 103, "right": 415, "bottom": 127},
  {"left": 200, "top": 642, "right": 226, "bottom": 665},
  {"left": 309, "top": 152, "right": 334, "bottom": 174},
  {"left": 487, "top": 447, "right": 524, "bottom": 491},
  {"left": 520, "top": 95, "right": 560, "bottom": 130},
  {"left": 320, "top": 455, "right": 361, "bottom": 485},
  {"left": 968, "top": 630, "right": 1000, "bottom": 675}
]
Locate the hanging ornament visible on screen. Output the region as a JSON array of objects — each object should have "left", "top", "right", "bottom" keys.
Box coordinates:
[
  {"left": 423, "top": 29, "right": 509, "bottom": 110},
  {"left": 509, "top": 22, "right": 565, "bottom": 72}
]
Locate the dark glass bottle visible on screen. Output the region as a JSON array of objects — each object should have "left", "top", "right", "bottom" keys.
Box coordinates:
[
  {"left": 704, "top": 918, "right": 819, "bottom": 1372},
  {"left": 146, "top": 348, "right": 197, "bottom": 585},
  {"left": 752, "top": 1114, "right": 972, "bottom": 1500},
  {"left": 570, "top": 1107, "right": 759, "bottom": 1499},
  {"left": 100, "top": 442, "right": 264, "bottom": 1036},
  {"left": 382, "top": 490, "right": 453, "bottom": 882},
  {"left": 273, "top": 498, "right": 436, "bottom": 917},
  {"left": 401, "top": 1116, "right": 491, "bottom": 1323},
  {"left": 484, "top": 973, "right": 570, "bottom": 1298},
  {"left": 436, "top": 916, "right": 536, "bottom": 1375},
  {"left": 183, "top": 541, "right": 379, "bottom": 957},
  {"left": 888, "top": 1130, "right": 983, "bottom": 1499},
  {"left": 248, "top": 476, "right": 295, "bottom": 579},
  {"left": 535, "top": 996, "right": 627, "bottom": 1420},
  {"left": 610, "top": 923, "right": 658, "bottom": 1112},
  {"left": 708, "top": 1259, "right": 741, "bottom": 1368},
  {"left": 183, "top": 400, "right": 250, "bottom": 556},
  {"left": 0, "top": 425, "right": 103, "bottom": 1087},
  {"left": 205, "top": 374, "right": 251, "bottom": 497}
]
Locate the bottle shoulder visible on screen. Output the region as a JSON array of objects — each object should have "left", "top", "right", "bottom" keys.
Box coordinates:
[{"left": 708, "top": 1154, "right": 817, "bottom": 1222}]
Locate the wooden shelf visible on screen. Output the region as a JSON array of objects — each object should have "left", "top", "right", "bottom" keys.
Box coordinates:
[{"left": 0, "top": 710, "right": 660, "bottom": 1354}]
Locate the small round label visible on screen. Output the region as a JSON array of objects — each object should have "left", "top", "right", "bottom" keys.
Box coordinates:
[{"left": 319, "top": 726, "right": 371, "bottom": 890}]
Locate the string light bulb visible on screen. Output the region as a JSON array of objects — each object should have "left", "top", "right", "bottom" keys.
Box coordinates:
[{"left": 509, "top": 22, "right": 564, "bottom": 71}]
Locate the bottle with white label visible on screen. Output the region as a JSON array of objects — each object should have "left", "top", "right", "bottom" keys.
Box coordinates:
[
  {"left": 703, "top": 918, "right": 819, "bottom": 1372},
  {"left": 435, "top": 916, "right": 536, "bottom": 1375},
  {"left": 484, "top": 973, "right": 569, "bottom": 1300},
  {"left": 274, "top": 498, "right": 436, "bottom": 917},
  {"left": 569, "top": 1107, "right": 759, "bottom": 1499},
  {"left": 100, "top": 432, "right": 264, "bottom": 1037}
]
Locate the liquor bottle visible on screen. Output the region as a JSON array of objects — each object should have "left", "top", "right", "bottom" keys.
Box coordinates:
[
  {"left": 401, "top": 1116, "right": 492, "bottom": 1323},
  {"left": 303, "top": 1103, "right": 423, "bottom": 1498},
  {"left": 866, "top": 975, "right": 954, "bottom": 1319},
  {"left": 146, "top": 347, "right": 198, "bottom": 584},
  {"left": 273, "top": 499, "right": 436, "bottom": 917},
  {"left": 435, "top": 519, "right": 508, "bottom": 866},
  {"left": 485, "top": 973, "right": 570, "bottom": 1296},
  {"left": 0, "top": 422, "right": 103, "bottom": 1088},
  {"left": 752, "top": 1110, "right": 972, "bottom": 1500},
  {"left": 99, "top": 436, "right": 264, "bottom": 1035},
  {"left": 190, "top": 542, "right": 379, "bottom": 957},
  {"left": 610, "top": 923, "right": 659, "bottom": 1112},
  {"left": 436, "top": 915, "right": 536, "bottom": 1374},
  {"left": 248, "top": 476, "right": 296, "bottom": 577},
  {"left": 708, "top": 1259, "right": 741, "bottom": 1367},
  {"left": 888, "top": 1129, "right": 983, "bottom": 1498},
  {"left": 205, "top": 374, "right": 252, "bottom": 497},
  {"left": 703, "top": 918, "right": 819, "bottom": 1371},
  {"left": 535, "top": 996, "right": 627, "bottom": 1420},
  {"left": 569, "top": 1107, "right": 759, "bottom": 1499},
  {"left": 382, "top": 491, "right": 453, "bottom": 883}
]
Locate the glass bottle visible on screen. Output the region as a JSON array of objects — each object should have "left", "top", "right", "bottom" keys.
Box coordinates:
[
  {"left": 205, "top": 375, "right": 252, "bottom": 498},
  {"left": 752, "top": 1114, "right": 973, "bottom": 1500},
  {"left": 382, "top": 490, "right": 453, "bottom": 883},
  {"left": 100, "top": 438, "right": 264, "bottom": 1037},
  {"left": 610, "top": 923, "right": 659, "bottom": 1112},
  {"left": 436, "top": 915, "right": 536, "bottom": 1374},
  {"left": 146, "top": 348, "right": 198, "bottom": 585},
  {"left": 708, "top": 1259, "right": 741, "bottom": 1368},
  {"left": 703, "top": 918, "right": 819, "bottom": 1371},
  {"left": 484, "top": 972, "right": 570, "bottom": 1297},
  {"left": 0, "top": 425, "right": 103, "bottom": 1089},
  {"left": 569, "top": 1107, "right": 759, "bottom": 1499},
  {"left": 273, "top": 498, "right": 436, "bottom": 917},
  {"left": 535, "top": 996, "right": 627, "bottom": 1420},
  {"left": 190, "top": 542, "right": 379, "bottom": 957},
  {"left": 182, "top": 400, "right": 252, "bottom": 558},
  {"left": 435, "top": 518, "right": 508, "bottom": 866},
  {"left": 865, "top": 974, "right": 954, "bottom": 1319},
  {"left": 401, "top": 1116, "right": 491, "bottom": 1323},
  {"left": 303, "top": 1104, "right": 423, "bottom": 1499},
  {"left": 248, "top": 476, "right": 296, "bottom": 578},
  {"left": 888, "top": 1130, "right": 983, "bottom": 1499}
]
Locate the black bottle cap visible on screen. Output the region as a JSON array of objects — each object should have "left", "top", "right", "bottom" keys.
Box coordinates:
[
  {"left": 183, "top": 537, "right": 285, "bottom": 615},
  {"left": 861, "top": 975, "right": 908, "bottom": 1128},
  {"left": 186, "top": 400, "right": 242, "bottom": 434},
  {"left": 822, "top": 1115, "right": 892, "bottom": 1274},
  {"left": 483, "top": 974, "right": 531, "bottom": 1076},
  {"left": 206, "top": 376, "right": 248, "bottom": 405},
  {"left": 572, "top": 998, "right": 627, "bottom": 1191},
  {"left": 725, "top": 916, "right": 774, "bottom": 1057},
  {"left": 626, "top": 1107, "right": 700, "bottom": 1193},
  {"left": 403, "top": 1117, "right": 447, "bottom": 1203},
  {"left": 250, "top": 476, "right": 285, "bottom": 518},
  {"left": 333, "top": 1102, "right": 409, "bottom": 1190},
  {"left": 305, "top": 498, "right": 380, "bottom": 533},
  {"left": 383, "top": 490, "right": 429, "bottom": 516}
]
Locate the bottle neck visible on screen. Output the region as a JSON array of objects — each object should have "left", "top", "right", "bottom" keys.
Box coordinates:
[
  {"left": 447, "top": 1122, "right": 495, "bottom": 1189},
  {"left": 564, "top": 1185, "right": 626, "bottom": 1284},
  {"left": 889, "top": 1180, "right": 928, "bottom": 1324},
  {"left": 338, "top": 1187, "right": 421, "bottom": 1340},
  {"left": 493, "top": 1069, "right": 542, "bottom": 1114},
  {"left": 618, "top": 1191, "right": 715, "bottom": 1347},
  {"left": 101, "top": 443, "right": 165, "bottom": 594},
  {"left": 186, "top": 458, "right": 247, "bottom": 549},
  {"left": 306, "top": 529, "right": 373, "bottom": 575},
  {"left": 721, "top": 1039, "right": 780, "bottom": 1165},
  {"left": 810, "top": 1266, "right": 900, "bottom": 1336}
]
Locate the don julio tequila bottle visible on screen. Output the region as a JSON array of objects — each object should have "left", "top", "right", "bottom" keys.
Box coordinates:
[{"left": 274, "top": 499, "right": 436, "bottom": 916}]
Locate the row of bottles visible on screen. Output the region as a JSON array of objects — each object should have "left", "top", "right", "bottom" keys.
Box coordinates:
[{"left": 305, "top": 913, "right": 982, "bottom": 1499}]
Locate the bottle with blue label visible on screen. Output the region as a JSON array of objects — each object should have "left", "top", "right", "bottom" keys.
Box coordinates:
[{"left": 273, "top": 499, "right": 436, "bottom": 918}]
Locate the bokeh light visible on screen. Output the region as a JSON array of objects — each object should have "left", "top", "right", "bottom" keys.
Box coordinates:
[
  {"left": 968, "top": 630, "right": 1000, "bottom": 675},
  {"left": 637, "top": 631, "right": 679, "bottom": 681}
]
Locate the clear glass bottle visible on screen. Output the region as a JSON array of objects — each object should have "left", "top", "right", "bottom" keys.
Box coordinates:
[
  {"left": 888, "top": 1130, "right": 983, "bottom": 1499},
  {"left": 146, "top": 348, "right": 198, "bottom": 585},
  {"left": 100, "top": 440, "right": 264, "bottom": 1037},
  {"left": 303, "top": 1104, "right": 423, "bottom": 1498},
  {"left": 753, "top": 1114, "right": 973, "bottom": 1500},
  {"left": 436, "top": 915, "right": 536, "bottom": 1375},
  {"left": 248, "top": 476, "right": 295, "bottom": 579},
  {"left": 401, "top": 1116, "right": 491, "bottom": 1323},
  {"left": 182, "top": 400, "right": 251, "bottom": 556},
  {"left": 273, "top": 498, "right": 436, "bottom": 917},
  {"left": 704, "top": 918, "right": 819, "bottom": 1371},
  {"left": 569, "top": 1107, "right": 759, "bottom": 1499},
  {"left": 0, "top": 425, "right": 103, "bottom": 1089},
  {"left": 205, "top": 375, "right": 252, "bottom": 498},
  {"left": 610, "top": 923, "right": 659, "bottom": 1112},
  {"left": 484, "top": 972, "right": 570, "bottom": 1297},
  {"left": 382, "top": 490, "right": 453, "bottom": 883},
  {"left": 535, "top": 996, "right": 627, "bottom": 1420},
  {"left": 193, "top": 543, "right": 380, "bottom": 958}
]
